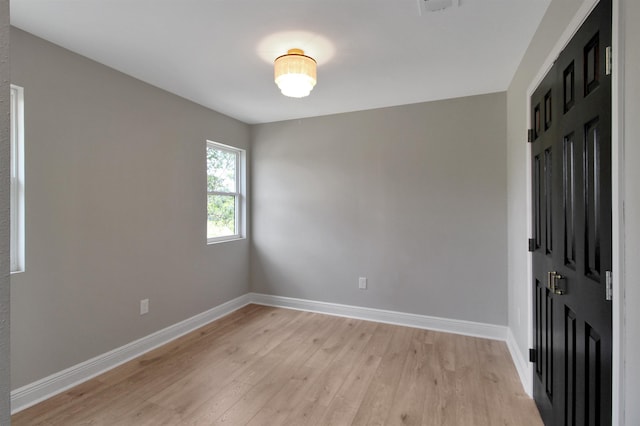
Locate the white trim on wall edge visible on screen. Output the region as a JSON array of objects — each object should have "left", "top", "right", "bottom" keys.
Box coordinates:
[
  {"left": 10, "top": 293, "right": 252, "bottom": 414},
  {"left": 249, "top": 293, "right": 507, "bottom": 341},
  {"left": 506, "top": 327, "right": 532, "bottom": 397},
  {"left": 11, "top": 292, "right": 514, "bottom": 415}
]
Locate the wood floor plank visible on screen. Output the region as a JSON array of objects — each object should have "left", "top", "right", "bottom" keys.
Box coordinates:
[
  {"left": 185, "top": 312, "right": 339, "bottom": 424},
  {"left": 383, "top": 329, "right": 432, "bottom": 425},
  {"left": 315, "top": 323, "right": 392, "bottom": 426},
  {"left": 350, "top": 324, "right": 415, "bottom": 426},
  {"left": 220, "top": 318, "right": 375, "bottom": 425},
  {"left": 12, "top": 305, "right": 543, "bottom": 426},
  {"left": 208, "top": 314, "right": 340, "bottom": 424},
  {"left": 274, "top": 319, "right": 377, "bottom": 426},
  {"left": 10, "top": 379, "right": 107, "bottom": 425},
  {"left": 476, "top": 337, "right": 542, "bottom": 426},
  {"left": 316, "top": 351, "right": 382, "bottom": 425},
  {"left": 146, "top": 307, "right": 306, "bottom": 415},
  {"left": 110, "top": 401, "right": 183, "bottom": 426},
  {"left": 243, "top": 365, "right": 320, "bottom": 426},
  {"left": 420, "top": 331, "right": 453, "bottom": 426},
  {"left": 244, "top": 317, "right": 345, "bottom": 425}
]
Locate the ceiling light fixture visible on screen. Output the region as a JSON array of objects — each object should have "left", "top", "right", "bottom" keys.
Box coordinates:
[{"left": 274, "top": 48, "right": 317, "bottom": 98}]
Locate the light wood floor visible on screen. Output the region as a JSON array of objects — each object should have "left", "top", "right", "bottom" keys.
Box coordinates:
[{"left": 12, "top": 304, "right": 543, "bottom": 425}]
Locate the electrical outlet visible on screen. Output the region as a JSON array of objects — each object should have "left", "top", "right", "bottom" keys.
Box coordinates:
[
  {"left": 358, "top": 277, "right": 367, "bottom": 290},
  {"left": 140, "top": 299, "right": 149, "bottom": 315}
]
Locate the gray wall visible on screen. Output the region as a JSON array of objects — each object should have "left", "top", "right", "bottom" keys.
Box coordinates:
[
  {"left": 505, "top": 0, "right": 583, "bottom": 367},
  {"left": 251, "top": 93, "right": 508, "bottom": 325},
  {"left": 9, "top": 28, "right": 251, "bottom": 389},
  {"left": 622, "top": 0, "right": 640, "bottom": 423},
  {"left": 0, "top": 0, "right": 11, "bottom": 422}
]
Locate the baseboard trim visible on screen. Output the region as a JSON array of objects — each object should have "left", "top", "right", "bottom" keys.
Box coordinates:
[
  {"left": 506, "top": 327, "right": 533, "bottom": 397},
  {"left": 10, "top": 293, "right": 251, "bottom": 414},
  {"left": 248, "top": 293, "right": 508, "bottom": 341},
  {"left": 11, "top": 292, "right": 522, "bottom": 414}
]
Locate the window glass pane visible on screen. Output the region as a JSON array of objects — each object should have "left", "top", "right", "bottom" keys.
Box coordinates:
[
  {"left": 10, "top": 85, "right": 23, "bottom": 272},
  {"left": 207, "top": 147, "right": 236, "bottom": 193},
  {"left": 207, "top": 194, "right": 236, "bottom": 238},
  {"left": 10, "top": 89, "right": 17, "bottom": 271},
  {"left": 10, "top": 89, "right": 16, "bottom": 177}
]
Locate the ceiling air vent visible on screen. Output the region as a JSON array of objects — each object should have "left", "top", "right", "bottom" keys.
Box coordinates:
[{"left": 418, "top": 0, "right": 460, "bottom": 14}]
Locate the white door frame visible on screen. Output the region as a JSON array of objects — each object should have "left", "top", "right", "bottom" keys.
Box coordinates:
[{"left": 524, "top": 0, "right": 625, "bottom": 423}]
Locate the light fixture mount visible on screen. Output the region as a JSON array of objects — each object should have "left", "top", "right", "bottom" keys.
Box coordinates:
[
  {"left": 418, "top": 0, "right": 459, "bottom": 14},
  {"left": 274, "top": 48, "right": 317, "bottom": 98}
]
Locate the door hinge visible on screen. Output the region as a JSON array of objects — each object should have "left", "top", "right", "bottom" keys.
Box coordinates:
[
  {"left": 528, "top": 238, "right": 536, "bottom": 252},
  {"left": 606, "top": 46, "right": 613, "bottom": 76},
  {"left": 527, "top": 129, "right": 534, "bottom": 143},
  {"left": 606, "top": 270, "right": 613, "bottom": 301},
  {"left": 529, "top": 348, "right": 537, "bottom": 363}
]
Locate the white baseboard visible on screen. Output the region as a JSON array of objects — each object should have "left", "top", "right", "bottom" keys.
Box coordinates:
[
  {"left": 506, "top": 327, "right": 533, "bottom": 397},
  {"left": 11, "top": 292, "right": 526, "bottom": 415},
  {"left": 10, "top": 293, "right": 251, "bottom": 414},
  {"left": 249, "top": 293, "right": 508, "bottom": 341}
]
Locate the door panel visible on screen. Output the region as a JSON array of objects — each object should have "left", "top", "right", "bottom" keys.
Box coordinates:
[
  {"left": 563, "top": 132, "right": 576, "bottom": 269},
  {"left": 531, "top": 1, "right": 612, "bottom": 424},
  {"left": 564, "top": 307, "right": 577, "bottom": 426},
  {"left": 531, "top": 59, "right": 556, "bottom": 425}
]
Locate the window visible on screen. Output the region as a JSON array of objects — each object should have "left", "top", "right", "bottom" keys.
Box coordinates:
[
  {"left": 10, "top": 85, "right": 25, "bottom": 272},
  {"left": 206, "top": 141, "right": 245, "bottom": 243}
]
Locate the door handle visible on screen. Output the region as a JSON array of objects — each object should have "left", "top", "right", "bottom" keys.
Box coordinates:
[{"left": 547, "top": 271, "right": 566, "bottom": 295}]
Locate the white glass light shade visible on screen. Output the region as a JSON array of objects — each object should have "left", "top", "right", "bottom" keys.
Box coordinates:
[{"left": 274, "top": 49, "right": 317, "bottom": 98}]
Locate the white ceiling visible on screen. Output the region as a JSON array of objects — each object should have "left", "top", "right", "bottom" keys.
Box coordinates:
[{"left": 10, "top": 0, "right": 551, "bottom": 124}]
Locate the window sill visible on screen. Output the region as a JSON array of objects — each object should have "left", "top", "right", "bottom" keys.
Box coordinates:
[{"left": 207, "top": 236, "right": 246, "bottom": 245}]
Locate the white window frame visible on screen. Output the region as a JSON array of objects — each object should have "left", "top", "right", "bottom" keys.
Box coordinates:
[
  {"left": 10, "top": 85, "right": 25, "bottom": 273},
  {"left": 206, "top": 141, "right": 245, "bottom": 244}
]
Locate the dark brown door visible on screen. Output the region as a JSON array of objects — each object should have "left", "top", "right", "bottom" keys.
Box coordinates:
[{"left": 531, "top": 1, "right": 612, "bottom": 424}]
